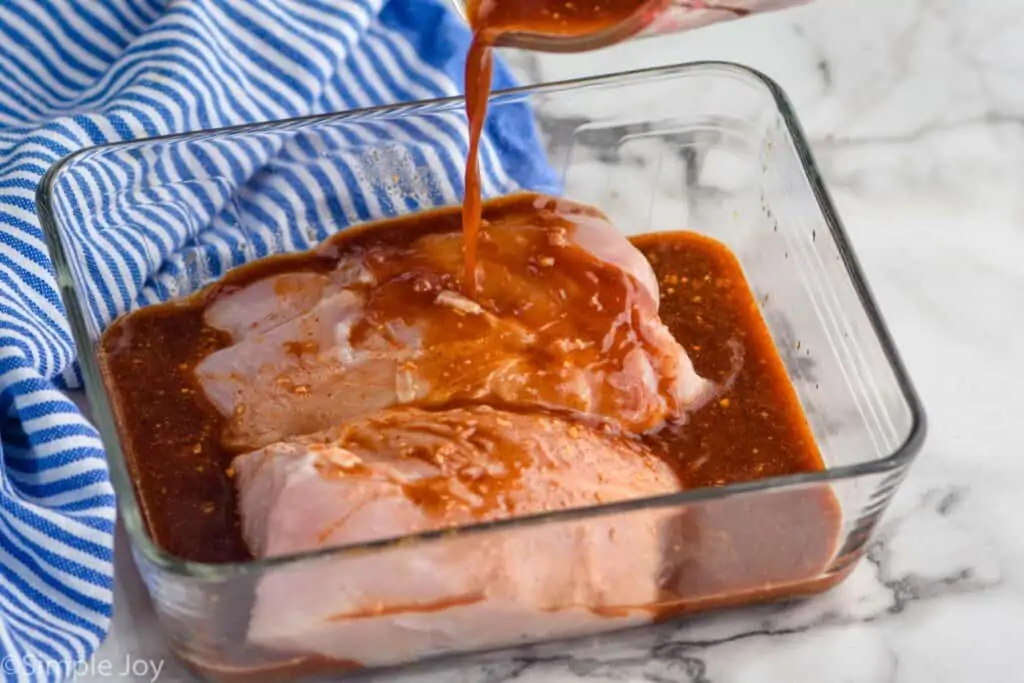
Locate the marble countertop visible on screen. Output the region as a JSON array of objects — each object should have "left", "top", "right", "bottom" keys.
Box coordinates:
[{"left": 84, "top": 0, "right": 1024, "bottom": 680}]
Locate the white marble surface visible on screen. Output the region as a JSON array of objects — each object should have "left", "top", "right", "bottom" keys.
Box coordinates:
[{"left": 83, "top": 0, "right": 1024, "bottom": 680}]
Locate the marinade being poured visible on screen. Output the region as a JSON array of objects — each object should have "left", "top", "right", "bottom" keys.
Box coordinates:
[
  {"left": 96, "top": 3, "right": 840, "bottom": 676},
  {"left": 461, "top": 0, "right": 658, "bottom": 293},
  {"left": 460, "top": 0, "right": 757, "bottom": 292}
]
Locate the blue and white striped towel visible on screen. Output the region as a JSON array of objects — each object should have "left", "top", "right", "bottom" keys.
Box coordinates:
[{"left": 0, "top": 1, "right": 553, "bottom": 681}]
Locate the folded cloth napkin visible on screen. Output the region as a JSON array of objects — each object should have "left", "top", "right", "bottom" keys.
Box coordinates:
[{"left": 0, "top": 1, "right": 553, "bottom": 680}]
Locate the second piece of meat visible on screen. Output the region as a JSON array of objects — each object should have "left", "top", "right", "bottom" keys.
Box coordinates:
[{"left": 234, "top": 405, "right": 684, "bottom": 665}]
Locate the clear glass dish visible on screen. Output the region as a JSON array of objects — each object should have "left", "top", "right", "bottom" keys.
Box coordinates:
[{"left": 37, "top": 62, "right": 925, "bottom": 682}]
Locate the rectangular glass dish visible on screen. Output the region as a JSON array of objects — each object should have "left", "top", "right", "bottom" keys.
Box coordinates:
[{"left": 37, "top": 62, "right": 925, "bottom": 681}]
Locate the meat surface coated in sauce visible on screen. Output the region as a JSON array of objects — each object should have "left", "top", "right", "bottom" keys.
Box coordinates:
[
  {"left": 235, "top": 405, "right": 682, "bottom": 664},
  {"left": 193, "top": 196, "right": 707, "bottom": 453},
  {"left": 236, "top": 406, "right": 681, "bottom": 556}
]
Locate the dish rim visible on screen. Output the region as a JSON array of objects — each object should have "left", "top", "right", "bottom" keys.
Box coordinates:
[{"left": 36, "top": 60, "right": 928, "bottom": 579}]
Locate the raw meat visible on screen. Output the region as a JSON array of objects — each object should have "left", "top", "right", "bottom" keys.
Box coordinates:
[
  {"left": 195, "top": 198, "right": 711, "bottom": 451},
  {"left": 234, "top": 406, "right": 682, "bottom": 664}
]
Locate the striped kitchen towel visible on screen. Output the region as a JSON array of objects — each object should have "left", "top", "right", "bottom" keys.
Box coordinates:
[{"left": 0, "top": 1, "right": 554, "bottom": 681}]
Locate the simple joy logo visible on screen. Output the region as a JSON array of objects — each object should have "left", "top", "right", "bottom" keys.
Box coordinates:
[{"left": 1, "top": 655, "right": 166, "bottom": 681}]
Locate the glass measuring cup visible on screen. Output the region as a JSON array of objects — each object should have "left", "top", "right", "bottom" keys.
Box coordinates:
[{"left": 449, "top": 0, "right": 813, "bottom": 52}]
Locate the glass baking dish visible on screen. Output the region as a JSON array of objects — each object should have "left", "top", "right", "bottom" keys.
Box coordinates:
[{"left": 37, "top": 62, "right": 925, "bottom": 681}]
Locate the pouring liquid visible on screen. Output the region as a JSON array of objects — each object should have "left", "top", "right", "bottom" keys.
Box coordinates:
[
  {"left": 460, "top": 0, "right": 799, "bottom": 294},
  {"left": 462, "top": 0, "right": 656, "bottom": 295}
]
